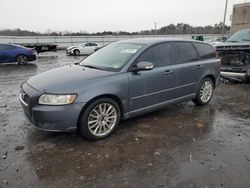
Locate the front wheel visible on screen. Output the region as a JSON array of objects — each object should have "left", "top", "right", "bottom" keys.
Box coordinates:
[
  {"left": 79, "top": 98, "right": 121, "bottom": 140},
  {"left": 74, "top": 49, "right": 80, "bottom": 56},
  {"left": 193, "top": 78, "right": 214, "bottom": 106},
  {"left": 16, "top": 55, "right": 28, "bottom": 65}
]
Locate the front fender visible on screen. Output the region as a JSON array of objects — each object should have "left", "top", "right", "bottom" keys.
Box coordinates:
[{"left": 76, "top": 73, "right": 129, "bottom": 113}]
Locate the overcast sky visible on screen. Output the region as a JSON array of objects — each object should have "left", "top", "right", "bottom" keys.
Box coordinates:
[{"left": 0, "top": 0, "right": 248, "bottom": 33}]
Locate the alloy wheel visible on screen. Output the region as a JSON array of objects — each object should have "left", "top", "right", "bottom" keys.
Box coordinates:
[
  {"left": 87, "top": 103, "right": 117, "bottom": 137},
  {"left": 200, "top": 80, "right": 213, "bottom": 103},
  {"left": 17, "top": 55, "right": 28, "bottom": 65}
]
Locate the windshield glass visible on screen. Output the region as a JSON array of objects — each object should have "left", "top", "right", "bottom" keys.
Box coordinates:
[
  {"left": 80, "top": 43, "right": 143, "bottom": 72},
  {"left": 227, "top": 30, "right": 250, "bottom": 42}
]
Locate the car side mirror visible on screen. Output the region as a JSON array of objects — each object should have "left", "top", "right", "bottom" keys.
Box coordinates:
[{"left": 131, "top": 61, "right": 154, "bottom": 72}]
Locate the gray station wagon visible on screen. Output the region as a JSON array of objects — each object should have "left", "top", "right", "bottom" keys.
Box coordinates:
[{"left": 20, "top": 38, "right": 220, "bottom": 140}]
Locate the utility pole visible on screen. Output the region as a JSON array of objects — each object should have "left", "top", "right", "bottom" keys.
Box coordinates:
[
  {"left": 154, "top": 22, "right": 157, "bottom": 36},
  {"left": 222, "top": 0, "right": 228, "bottom": 36}
]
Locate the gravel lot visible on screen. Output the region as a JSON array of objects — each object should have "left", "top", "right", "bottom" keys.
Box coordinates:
[{"left": 0, "top": 51, "right": 250, "bottom": 188}]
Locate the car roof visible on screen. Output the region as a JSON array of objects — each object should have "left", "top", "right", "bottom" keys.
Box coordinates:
[{"left": 117, "top": 38, "right": 203, "bottom": 45}]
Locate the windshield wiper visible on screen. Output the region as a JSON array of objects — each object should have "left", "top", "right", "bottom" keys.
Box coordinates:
[
  {"left": 83, "top": 65, "right": 103, "bottom": 70},
  {"left": 74, "top": 57, "right": 87, "bottom": 65}
]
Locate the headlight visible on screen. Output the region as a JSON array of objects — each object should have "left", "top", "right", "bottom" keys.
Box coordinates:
[{"left": 38, "top": 94, "right": 77, "bottom": 105}]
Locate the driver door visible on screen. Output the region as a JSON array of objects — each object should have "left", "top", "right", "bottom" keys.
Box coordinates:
[{"left": 128, "top": 42, "right": 175, "bottom": 114}]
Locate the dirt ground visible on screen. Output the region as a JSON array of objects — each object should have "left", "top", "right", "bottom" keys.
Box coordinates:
[{"left": 0, "top": 51, "right": 250, "bottom": 188}]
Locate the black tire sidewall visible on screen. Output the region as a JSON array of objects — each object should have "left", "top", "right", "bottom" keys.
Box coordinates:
[
  {"left": 194, "top": 78, "right": 214, "bottom": 105},
  {"left": 74, "top": 49, "right": 80, "bottom": 56},
  {"left": 16, "top": 55, "right": 28, "bottom": 65},
  {"left": 79, "top": 98, "right": 121, "bottom": 140}
]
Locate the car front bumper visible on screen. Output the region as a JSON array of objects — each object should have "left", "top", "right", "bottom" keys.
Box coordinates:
[
  {"left": 20, "top": 83, "right": 85, "bottom": 132},
  {"left": 221, "top": 67, "right": 250, "bottom": 81},
  {"left": 66, "top": 49, "right": 74, "bottom": 55}
]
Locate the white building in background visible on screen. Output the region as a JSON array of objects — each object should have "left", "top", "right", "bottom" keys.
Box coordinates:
[{"left": 231, "top": 2, "right": 250, "bottom": 33}]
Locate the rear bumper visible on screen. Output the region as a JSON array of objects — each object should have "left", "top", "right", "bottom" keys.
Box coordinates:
[{"left": 28, "top": 54, "right": 37, "bottom": 61}]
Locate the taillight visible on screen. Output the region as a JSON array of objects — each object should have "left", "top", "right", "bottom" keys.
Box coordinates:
[{"left": 29, "top": 49, "right": 36, "bottom": 54}]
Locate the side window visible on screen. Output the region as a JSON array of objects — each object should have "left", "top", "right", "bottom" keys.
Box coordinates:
[
  {"left": 0, "top": 44, "right": 8, "bottom": 50},
  {"left": 135, "top": 43, "right": 172, "bottom": 67},
  {"left": 6, "top": 45, "right": 16, "bottom": 50},
  {"left": 173, "top": 42, "right": 199, "bottom": 64},
  {"left": 193, "top": 42, "right": 216, "bottom": 59},
  {"left": 90, "top": 43, "right": 97, "bottom": 46}
]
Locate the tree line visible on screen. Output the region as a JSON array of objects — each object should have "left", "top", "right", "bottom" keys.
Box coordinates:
[{"left": 0, "top": 22, "right": 230, "bottom": 36}]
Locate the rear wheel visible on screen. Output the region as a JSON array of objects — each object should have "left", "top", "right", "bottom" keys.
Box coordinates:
[
  {"left": 193, "top": 77, "right": 214, "bottom": 106},
  {"left": 79, "top": 98, "right": 120, "bottom": 140},
  {"left": 16, "top": 55, "right": 28, "bottom": 65},
  {"left": 74, "top": 49, "right": 80, "bottom": 56}
]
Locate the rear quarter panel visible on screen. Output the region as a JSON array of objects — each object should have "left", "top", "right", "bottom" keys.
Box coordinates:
[
  {"left": 197, "top": 58, "right": 221, "bottom": 88},
  {"left": 8, "top": 47, "right": 29, "bottom": 62}
]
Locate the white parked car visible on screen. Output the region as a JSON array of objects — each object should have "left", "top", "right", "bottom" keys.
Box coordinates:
[{"left": 66, "top": 43, "right": 102, "bottom": 56}]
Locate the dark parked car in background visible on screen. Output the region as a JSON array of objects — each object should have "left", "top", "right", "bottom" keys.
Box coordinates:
[
  {"left": 215, "top": 29, "right": 250, "bottom": 81},
  {"left": 0, "top": 43, "right": 36, "bottom": 64},
  {"left": 20, "top": 38, "right": 220, "bottom": 140}
]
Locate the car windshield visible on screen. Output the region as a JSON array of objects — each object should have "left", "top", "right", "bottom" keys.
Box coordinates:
[
  {"left": 227, "top": 30, "right": 250, "bottom": 43},
  {"left": 79, "top": 43, "right": 143, "bottom": 72}
]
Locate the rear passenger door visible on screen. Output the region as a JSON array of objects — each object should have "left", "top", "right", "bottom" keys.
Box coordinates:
[
  {"left": 5, "top": 45, "right": 16, "bottom": 61},
  {"left": 83, "top": 43, "right": 96, "bottom": 54},
  {"left": 0, "top": 44, "right": 8, "bottom": 62},
  {"left": 88, "top": 43, "right": 98, "bottom": 53},
  {"left": 128, "top": 42, "right": 175, "bottom": 112},
  {"left": 172, "top": 42, "right": 202, "bottom": 98}
]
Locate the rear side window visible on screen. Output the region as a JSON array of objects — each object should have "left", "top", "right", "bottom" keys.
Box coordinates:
[
  {"left": 89, "top": 43, "right": 97, "bottom": 46},
  {"left": 6, "top": 45, "right": 16, "bottom": 50},
  {"left": 193, "top": 43, "right": 216, "bottom": 59},
  {"left": 135, "top": 42, "right": 172, "bottom": 67},
  {"left": 173, "top": 42, "right": 199, "bottom": 64},
  {"left": 0, "top": 44, "right": 11, "bottom": 50},
  {"left": 0, "top": 44, "right": 4, "bottom": 50}
]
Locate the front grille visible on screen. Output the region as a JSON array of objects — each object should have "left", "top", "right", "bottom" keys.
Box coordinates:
[
  {"left": 21, "top": 90, "right": 30, "bottom": 105},
  {"left": 23, "top": 93, "right": 30, "bottom": 104},
  {"left": 216, "top": 45, "right": 250, "bottom": 51}
]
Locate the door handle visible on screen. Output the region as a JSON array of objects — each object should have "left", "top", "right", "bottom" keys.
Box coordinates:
[
  {"left": 164, "top": 70, "right": 173, "bottom": 75},
  {"left": 196, "top": 65, "right": 203, "bottom": 70}
]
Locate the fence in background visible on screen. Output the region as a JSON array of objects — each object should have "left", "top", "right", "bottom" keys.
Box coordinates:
[{"left": 0, "top": 34, "right": 222, "bottom": 48}]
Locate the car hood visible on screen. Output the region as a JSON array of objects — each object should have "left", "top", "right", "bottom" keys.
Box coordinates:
[
  {"left": 26, "top": 64, "right": 117, "bottom": 92},
  {"left": 67, "top": 46, "right": 79, "bottom": 50}
]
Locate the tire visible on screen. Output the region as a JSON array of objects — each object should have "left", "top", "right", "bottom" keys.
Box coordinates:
[
  {"left": 193, "top": 77, "right": 214, "bottom": 106},
  {"left": 74, "top": 49, "right": 80, "bottom": 56},
  {"left": 16, "top": 55, "right": 28, "bottom": 65},
  {"left": 79, "top": 98, "right": 121, "bottom": 141}
]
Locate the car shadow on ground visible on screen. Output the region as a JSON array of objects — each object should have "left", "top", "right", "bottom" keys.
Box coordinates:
[{"left": 24, "top": 102, "right": 215, "bottom": 184}]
